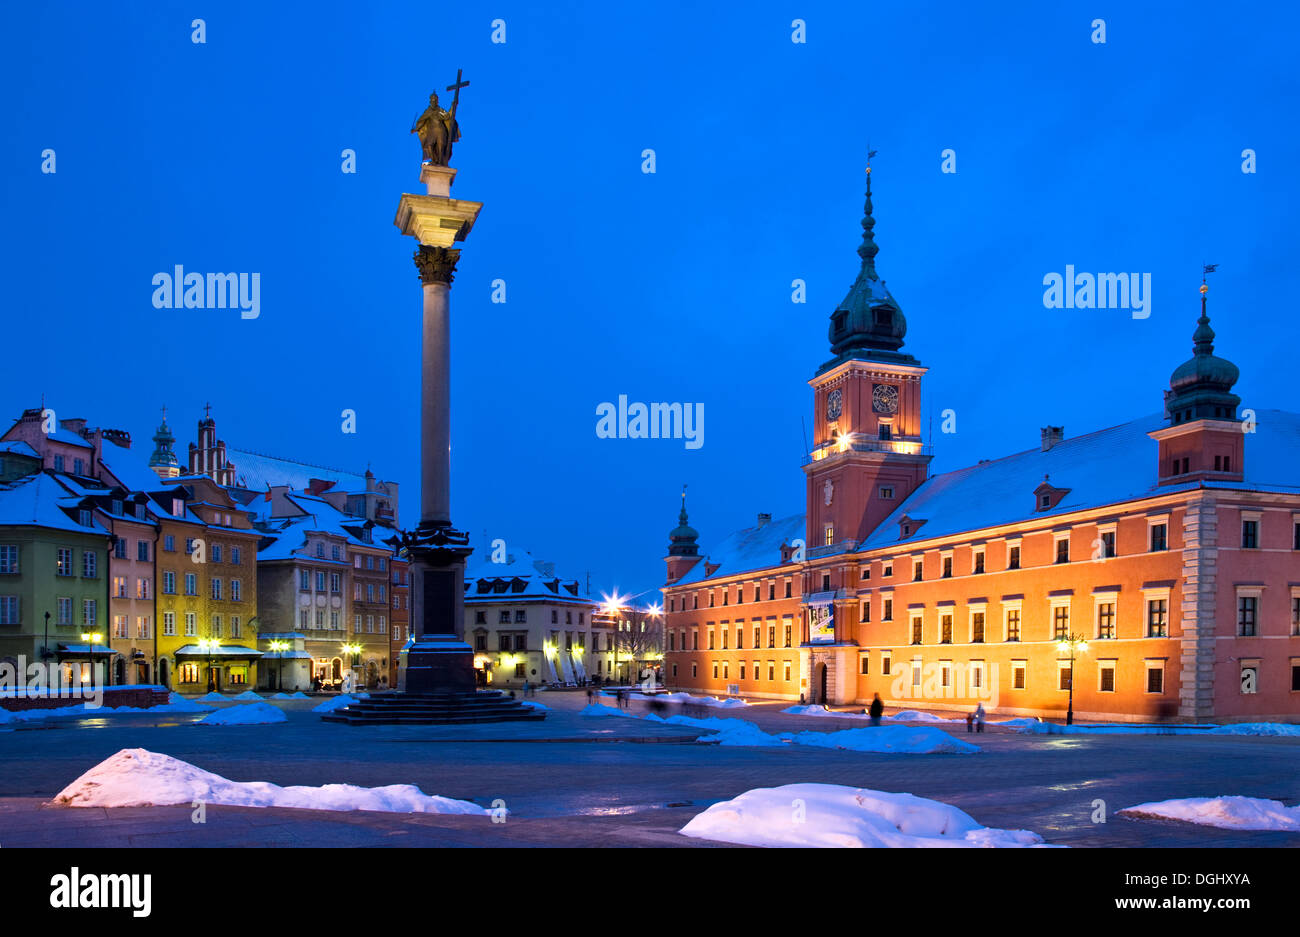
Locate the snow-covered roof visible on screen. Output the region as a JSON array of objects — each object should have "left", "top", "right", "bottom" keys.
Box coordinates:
[
  {"left": 672, "top": 513, "right": 805, "bottom": 586},
  {"left": 0, "top": 440, "right": 38, "bottom": 459},
  {"left": 862, "top": 409, "right": 1300, "bottom": 550},
  {"left": 0, "top": 474, "right": 104, "bottom": 534},
  {"left": 464, "top": 549, "right": 593, "bottom": 604},
  {"left": 679, "top": 410, "right": 1300, "bottom": 581},
  {"left": 172, "top": 644, "right": 264, "bottom": 658},
  {"left": 226, "top": 448, "right": 369, "bottom": 494}
]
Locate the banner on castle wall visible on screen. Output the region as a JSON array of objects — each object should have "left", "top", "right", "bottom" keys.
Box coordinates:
[{"left": 808, "top": 603, "right": 835, "bottom": 644}]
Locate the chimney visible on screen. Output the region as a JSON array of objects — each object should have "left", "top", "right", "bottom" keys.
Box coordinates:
[
  {"left": 1040, "top": 426, "right": 1064, "bottom": 451},
  {"left": 756, "top": 513, "right": 771, "bottom": 527}
]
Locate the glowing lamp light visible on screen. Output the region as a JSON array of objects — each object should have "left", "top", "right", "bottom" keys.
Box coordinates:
[
  {"left": 837, "top": 433, "right": 852, "bottom": 453},
  {"left": 543, "top": 642, "right": 557, "bottom": 659},
  {"left": 81, "top": 631, "right": 103, "bottom": 644},
  {"left": 645, "top": 602, "right": 663, "bottom": 618},
  {"left": 1056, "top": 640, "right": 1069, "bottom": 653}
]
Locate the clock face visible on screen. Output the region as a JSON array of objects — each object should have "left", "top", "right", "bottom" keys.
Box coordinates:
[
  {"left": 826, "top": 389, "right": 842, "bottom": 421},
  {"left": 872, "top": 383, "right": 899, "bottom": 414}
]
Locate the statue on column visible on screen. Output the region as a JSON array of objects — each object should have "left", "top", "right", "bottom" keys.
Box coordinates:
[{"left": 412, "top": 70, "right": 469, "bottom": 166}]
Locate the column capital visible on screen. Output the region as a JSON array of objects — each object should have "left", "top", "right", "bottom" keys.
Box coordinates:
[{"left": 414, "top": 245, "right": 461, "bottom": 285}]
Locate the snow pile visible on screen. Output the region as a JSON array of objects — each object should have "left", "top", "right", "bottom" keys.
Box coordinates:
[
  {"left": 229, "top": 690, "right": 263, "bottom": 701},
  {"left": 791, "top": 726, "right": 979, "bottom": 754},
  {"left": 784, "top": 705, "right": 868, "bottom": 718},
  {"left": 1208, "top": 723, "right": 1300, "bottom": 737},
  {"left": 52, "top": 748, "right": 489, "bottom": 815},
  {"left": 664, "top": 714, "right": 978, "bottom": 753},
  {"left": 286, "top": 691, "right": 310, "bottom": 699},
  {"left": 635, "top": 691, "right": 749, "bottom": 708},
  {"left": 579, "top": 703, "right": 630, "bottom": 717},
  {"left": 1120, "top": 796, "right": 1300, "bottom": 832},
  {"left": 519, "top": 700, "right": 550, "bottom": 711},
  {"left": 681, "top": 783, "right": 1050, "bottom": 848},
  {"left": 194, "top": 692, "right": 228, "bottom": 703},
  {"left": 195, "top": 702, "right": 286, "bottom": 725},
  {"left": 885, "top": 710, "right": 961, "bottom": 723},
  {"left": 0, "top": 695, "right": 214, "bottom": 722},
  {"left": 311, "top": 694, "right": 363, "bottom": 713}
]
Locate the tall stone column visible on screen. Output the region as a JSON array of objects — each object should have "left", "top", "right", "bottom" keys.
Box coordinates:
[{"left": 393, "top": 163, "right": 483, "bottom": 694}]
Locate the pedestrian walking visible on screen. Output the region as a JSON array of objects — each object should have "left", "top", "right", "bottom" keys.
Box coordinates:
[
  {"left": 869, "top": 693, "right": 883, "bottom": 727},
  {"left": 586, "top": 687, "right": 594, "bottom": 706},
  {"left": 975, "top": 702, "right": 986, "bottom": 733},
  {"left": 966, "top": 711, "right": 974, "bottom": 733}
]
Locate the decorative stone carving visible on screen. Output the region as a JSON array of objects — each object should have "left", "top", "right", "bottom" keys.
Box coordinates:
[{"left": 414, "top": 245, "right": 461, "bottom": 285}]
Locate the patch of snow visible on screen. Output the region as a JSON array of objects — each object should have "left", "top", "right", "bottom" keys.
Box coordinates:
[
  {"left": 519, "top": 701, "right": 550, "bottom": 711},
  {"left": 885, "top": 710, "right": 961, "bottom": 723},
  {"left": 664, "top": 714, "right": 978, "bottom": 753},
  {"left": 52, "top": 748, "right": 489, "bottom": 815},
  {"left": 1120, "top": 796, "right": 1300, "bottom": 831},
  {"left": 680, "top": 783, "right": 1053, "bottom": 848},
  {"left": 193, "top": 692, "right": 229, "bottom": 703},
  {"left": 195, "top": 702, "right": 286, "bottom": 726},
  {"left": 229, "top": 690, "right": 263, "bottom": 701},
  {"left": 1207, "top": 723, "right": 1300, "bottom": 737},
  {"left": 311, "top": 694, "right": 363, "bottom": 713},
  {"left": 579, "top": 703, "right": 631, "bottom": 717}
]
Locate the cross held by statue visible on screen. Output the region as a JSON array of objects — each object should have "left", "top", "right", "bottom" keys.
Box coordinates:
[{"left": 446, "top": 68, "right": 469, "bottom": 116}]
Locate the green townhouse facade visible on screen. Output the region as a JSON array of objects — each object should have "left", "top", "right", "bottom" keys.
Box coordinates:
[{"left": 0, "top": 472, "right": 114, "bottom": 685}]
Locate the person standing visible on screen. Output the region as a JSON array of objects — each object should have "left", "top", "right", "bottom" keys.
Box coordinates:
[
  {"left": 869, "top": 693, "right": 884, "bottom": 727},
  {"left": 974, "top": 702, "right": 986, "bottom": 733}
]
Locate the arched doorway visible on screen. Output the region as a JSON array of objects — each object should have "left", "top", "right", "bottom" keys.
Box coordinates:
[
  {"left": 816, "top": 663, "right": 828, "bottom": 704},
  {"left": 114, "top": 657, "right": 126, "bottom": 685}
]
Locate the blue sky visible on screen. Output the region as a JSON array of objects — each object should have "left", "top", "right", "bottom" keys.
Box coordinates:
[{"left": 2, "top": 1, "right": 1297, "bottom": 602}]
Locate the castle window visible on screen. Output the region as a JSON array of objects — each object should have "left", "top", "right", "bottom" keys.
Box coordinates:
[
  {"left": 1237, "top": 597, "right": 1257, "bottom": 636},
  {"left": 821, "top": 574, "right": 831, "bottom": 591},
  {"left": 1242, "top": 519, "right": 1258, "bottom": 549},
  {"left": 1146, "top": 599, "right": 1168, "bottom": 637},
  {"left": 879, "top": 424, "right": 892, "bottom": 441},
  {"left": 1150, "top": 522, "right": 1168, "bottom": 551},
  {"left": 1224, "top": 456, "right": 1231, "bottom": 472},
  {"left": 1054, "top": 536, "right": 1070, "bottom": 564},
  {"left": 1008, "top": 545, "right": 1021, "bottom": 570},
  {"left": 912, "top": 560, "right": 923, "bottom": 582},
  {"left": 973, "top": 550, "right": 985, "bottom": 574},
  {"left": 940, "top": 614, "right": 952, "bottom": 644},
  {"left": 879, "top": 486, "right": 894, "bottom": 499},
  {"left": 1097, "top": 602, "right": 1115, "bottom": 639},
  {"left": 911, "top": 616, "right": 923, "bottom": 645},
  {"left": 941, "top": 554, "right": 953, "bottom": 578},
  {"left": 883, "top": 598, "right": 893, "bottom": 621},
  {"left": 824, "top": 526, "right": 834, "bottom": 546}
]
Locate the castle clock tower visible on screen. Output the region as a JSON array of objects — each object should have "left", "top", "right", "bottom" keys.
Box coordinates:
[{"left": 804, "top": 166, "right": 932, "bottom": 550}]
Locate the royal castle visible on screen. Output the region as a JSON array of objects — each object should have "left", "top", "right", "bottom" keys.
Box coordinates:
[{"left": 661, "top": 169, "right": 1299, "bottom": 723}]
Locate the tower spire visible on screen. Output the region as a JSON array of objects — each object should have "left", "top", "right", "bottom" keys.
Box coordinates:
[
  {"left": 858, "top": 151, "right": 880, "bottom": 278},
  {"left": 1165, "top": 265, "right": 1239, "bottom": 425}
]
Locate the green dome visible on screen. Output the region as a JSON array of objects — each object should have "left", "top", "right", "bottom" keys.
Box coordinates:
[{"left": 1165, "top": 291, "right": 1240, "bottom": 424}]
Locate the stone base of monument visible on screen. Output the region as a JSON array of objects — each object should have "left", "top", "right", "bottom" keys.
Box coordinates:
[{"left": 320, "top": 690, "right": 545, "bottom": 725}]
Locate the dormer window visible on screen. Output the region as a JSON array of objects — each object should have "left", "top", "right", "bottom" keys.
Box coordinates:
[
  {"left": 832, "top": 312, "right": 847, "bottom": 333},
  {"left": 873, "top": 308, "right": 891, "bottom": 327},
  {"left": 1040, "top": 494, "right": 1050, "bottom": 508}
]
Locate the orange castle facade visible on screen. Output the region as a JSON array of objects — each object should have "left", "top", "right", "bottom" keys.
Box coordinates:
[{"left": 661, "top": 173, "right": 1300, "bottom": 723}]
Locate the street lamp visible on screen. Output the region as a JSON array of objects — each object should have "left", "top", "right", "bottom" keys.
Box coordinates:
[
  {"left": 268, "top": 639, "right": 289, "bottom": 691},
  {"left": 1057, "top": 633, "right": 1090, "bottom": 726},
  {"left": 341, "top": 642, "right": 363, "bottom": 691},
  {"left": 602, "top": 592, "right": 626, "bottom": 686},
  {"left": 80, "top": 631, "right": 103, "bottom": 689},
  {"left": 198, "top": 636, "right": 220, "bottom": 693}
]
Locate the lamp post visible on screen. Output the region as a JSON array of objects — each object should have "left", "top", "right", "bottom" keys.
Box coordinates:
[
  {"left": 602, "top": 593, "right": 626, "bottom": 687},
  {"left": 80, "top": 631, "right": 103, "bottom": 689},
  {"left": 1057, "top": 633, "right": 1089, "bottom": 726},
  {"left": 342, "top": 642, "right": 363, "bottom": 691},
  {"left": 199, "top": 636, "right": 220, "bottom": 693},
  {"left": 643, "top": 602, "right": 663, "bottom": 690},
  {"left": 268, "top": 639, "right": 289, "bottom": 691}
]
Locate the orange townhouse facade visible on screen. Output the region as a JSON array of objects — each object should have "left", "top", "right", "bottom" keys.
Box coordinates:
[{"left": 662, "top": 170, "right": 1300, "bottom": 723}]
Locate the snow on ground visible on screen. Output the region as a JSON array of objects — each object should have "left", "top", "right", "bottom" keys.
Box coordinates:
[
  {"left": 663, "top": 714, "right": 978, "bottom": 753},
  {"left": 229, "top": 690, "right": 263, "bottom": 701},
  {"left": 1208, "top": 723, "right": 1300, "bottom": 737},
  {"left": 195, "top": 702, "right": 286, "bottom": 725},
  {"left": 579, "top": 703, "right": 631, "bottom": 717},
  {"left": 0, "top": 694, "right": 214, "bottom": 723},
  {"left": 194, "top": 692, "right": 228, "bottom": 703},
  {"left": 310, "top": 694, "right": 364, "bottom": 713},
  {"left": 51, "top": 748, "right": 489, "bottom": 815},
  {"left": 519, "top": 700, "right": 550, "bottom": 711},
  {"left": 680, "top": 783, "right": 1051, "bottom": 847},
  {"left": 1119, "top": 796, "right": 1300, "bottom": 832},
  {"left": 634, "top": 691, "right": 749, "bottom": 708},
  {"left": 886, "top": 709, "right": 959, "bottom": 723}
]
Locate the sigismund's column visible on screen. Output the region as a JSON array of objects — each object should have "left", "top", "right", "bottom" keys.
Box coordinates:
[{"left": 392, "top": 84, "right": 482, "bottom": 694}]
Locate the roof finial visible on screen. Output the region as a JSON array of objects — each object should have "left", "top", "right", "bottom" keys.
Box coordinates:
[
  {"left": 858, "top": 147, "right": 880, "bottom": 278},
  {"left": 1195, "top": 264, "right": 1220, "bottom": 356},
  {"left": 204, "top": 401, "right": 212, "bottom": 419},
  {"left": 679, "top": 483, "right": 689, "bottom": 524}
]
